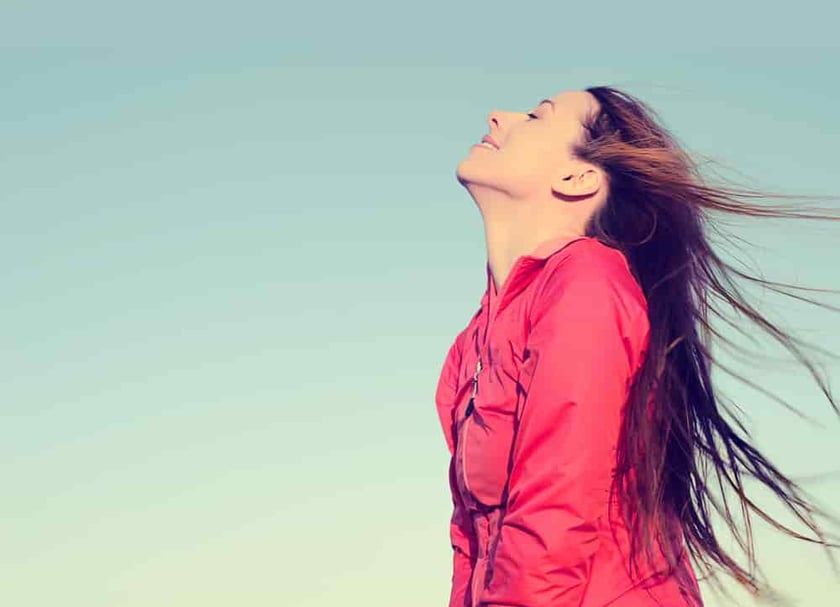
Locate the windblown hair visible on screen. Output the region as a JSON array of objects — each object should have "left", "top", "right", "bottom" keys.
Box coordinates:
[{"left": 575, "top": 85, "right": 840, "bottom": 605}]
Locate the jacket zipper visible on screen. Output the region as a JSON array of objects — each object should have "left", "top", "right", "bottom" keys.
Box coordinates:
[
  {"left": 465, "top": 357, "right": 481, "bottom": 418},
  {"left": 458, "top": 357, "right": 482, "bottom": 510}
]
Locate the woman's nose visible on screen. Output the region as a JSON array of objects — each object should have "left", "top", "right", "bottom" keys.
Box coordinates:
[{"left": 487, "top": 109, "right": 502, "bottom": 130}]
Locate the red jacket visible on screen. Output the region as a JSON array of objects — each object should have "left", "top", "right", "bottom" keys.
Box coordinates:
[{"left": 435, "top": 236, "right": 704, "bottom": 607}]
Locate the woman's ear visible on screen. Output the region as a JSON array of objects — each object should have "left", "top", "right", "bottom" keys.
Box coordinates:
[{"left": 551, "top": 166, "right": 603, "bottom": 198}]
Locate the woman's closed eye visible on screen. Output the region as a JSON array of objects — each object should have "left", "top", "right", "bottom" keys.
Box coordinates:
[{"left": 526, "top": 113, "right": 538, "bottom": 120}]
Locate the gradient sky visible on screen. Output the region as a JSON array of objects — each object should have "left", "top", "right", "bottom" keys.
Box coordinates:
[{"left": 3, "top": 3, "right": 840, "bottom": 607}]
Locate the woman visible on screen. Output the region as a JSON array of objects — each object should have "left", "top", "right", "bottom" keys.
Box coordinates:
[{"left": 435, "top": 87, "right": 840, "bottom": 607}]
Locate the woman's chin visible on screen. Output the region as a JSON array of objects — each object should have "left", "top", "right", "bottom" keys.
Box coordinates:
[{"left": 455, "top": 156, "right": 485, "bottom": 185}]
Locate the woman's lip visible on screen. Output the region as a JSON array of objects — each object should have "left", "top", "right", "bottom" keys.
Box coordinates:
[{"left": 472, "top": 143, "right": 496, "bottom": 150}]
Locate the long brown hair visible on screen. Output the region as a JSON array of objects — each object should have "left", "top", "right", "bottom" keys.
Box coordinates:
[{"left": 575, "top": 85, "right": 840, "bottom": 605}]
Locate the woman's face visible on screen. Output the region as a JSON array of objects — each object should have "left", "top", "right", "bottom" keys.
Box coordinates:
[{"left": 456, "top": 90, "right": 600, "bottom": 202}]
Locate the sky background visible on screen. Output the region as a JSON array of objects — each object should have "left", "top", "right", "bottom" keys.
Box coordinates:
[{"left": 3, "top": 2, "right": 840, "bottom": 606}]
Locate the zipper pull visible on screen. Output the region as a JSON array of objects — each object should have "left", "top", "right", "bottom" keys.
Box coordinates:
[
  {"left": 472, "top": 358, "right": 482, "bottom": 397},
  {"left": 466, "top": 358, "right": 482, "bottom": 418}
]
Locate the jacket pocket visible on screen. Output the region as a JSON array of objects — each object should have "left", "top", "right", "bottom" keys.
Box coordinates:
[{"left": 459, "top": 341, "right": 524, "bottom": 508}]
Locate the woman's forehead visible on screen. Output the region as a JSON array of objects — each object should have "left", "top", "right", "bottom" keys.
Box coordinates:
[{"left": 547, "top": 90, "right": 599, "bottom": 121}]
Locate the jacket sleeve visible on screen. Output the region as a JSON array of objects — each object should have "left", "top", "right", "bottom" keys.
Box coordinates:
[
  {"left": 435, "top": 328, "right": 477, "bottom": 607},
  {"left": 477, "top": 251, "right": 650, "bottom": 607}
]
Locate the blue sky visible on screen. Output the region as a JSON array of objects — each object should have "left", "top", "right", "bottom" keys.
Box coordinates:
[{"left": 3, "top": 2, "right": 840, "bottom": 606}]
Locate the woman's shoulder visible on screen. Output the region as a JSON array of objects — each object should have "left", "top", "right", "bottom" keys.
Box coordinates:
[{"left": 537, "top": 237, "right": 648, "bottom": 318}]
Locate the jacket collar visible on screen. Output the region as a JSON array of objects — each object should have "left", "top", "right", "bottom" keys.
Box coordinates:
[{"left": 481, "top": 234, "right": 592, "bottom": 318}]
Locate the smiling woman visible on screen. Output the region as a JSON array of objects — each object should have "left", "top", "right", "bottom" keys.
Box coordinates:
[{"left": 437, "top": 86, "right": 840, "bottom": 607}]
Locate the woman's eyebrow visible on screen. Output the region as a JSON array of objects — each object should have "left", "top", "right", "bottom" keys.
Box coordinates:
[{"left": 538, "top": 99, "right": 556, "bottom": 111}]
